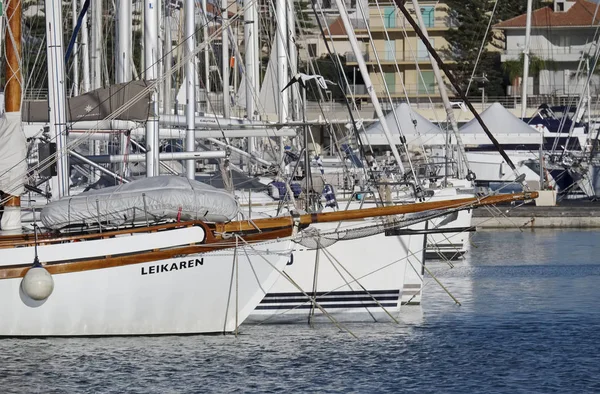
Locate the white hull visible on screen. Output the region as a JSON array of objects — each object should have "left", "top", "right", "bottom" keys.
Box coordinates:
[
  {"left": 0, "top": 227, "right": 292, "bottom": 336},
  {"left": 248, "top": 220, "right": 425, "bottom": 323}
]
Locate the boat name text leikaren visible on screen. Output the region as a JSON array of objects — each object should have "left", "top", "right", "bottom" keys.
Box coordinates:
[{"left": 141, "top": 259, "right": 204, "bottom": 275}]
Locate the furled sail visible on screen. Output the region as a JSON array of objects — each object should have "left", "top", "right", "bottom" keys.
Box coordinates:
[
  {"left": 0, "top": 112, "right": 27, "bottom": 196},
  {"left": 40, "top": 176, "right": 240, "bottom": 229},
  {"left": 22, "top": 80, "right": 153, "bottom": 123}
]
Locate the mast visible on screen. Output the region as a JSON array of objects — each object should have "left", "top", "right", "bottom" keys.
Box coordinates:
[
  {"left": 333, "top": 0, "right": 405, "bottom": 171},
  {"left": 116, "top": 0, "right": 133, "bottom": 176},
  {"left": 202, "top": 0, "right": 210, "bottom": 95},
  {"left": 244, "top": 0, "right": 258, "bottom": 172},
  {"left": 276, "top": 0, "right": 289, "bottom": 172},
  {"left": 521, "top": 0, "right": 533, "bottom": 119},
  {"left": 394, "top": 0, "right": 518, "bottom": 174},
  {"left": 80, "top": 0, "right": 91, "bottom": 93},
  {"left": 116, "top": 0, "right": 132, "bottom": 83},
  {"left": 164, "top": 12, "right": 172, "bottom": 114},
  {"left": 2, "top": 0, "right": 24, "bottom": 231},
  {"left": 145, "top": 0, "right": 160, "bottom": 176},
  {"left": 46, "top": 0, "right": 70, "bottom": 198},
  {"left": 222, "top": 0, "right": 230, "bottom": 118},
  {"left": 411, "top": 0, "right": 466, "bottom": 179},
  {"left": 71, "top": 0, "right": 79, "bottom": 94},
  {"left": 89, "top": 0, "right": 102, "bottom": 182},
  {"left": 185, "top": 0, "right": 196, "bottom": 179}
]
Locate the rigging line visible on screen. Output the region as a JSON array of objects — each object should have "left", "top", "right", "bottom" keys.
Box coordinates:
[
  {"left": 64, "top": 0, "right": 91, "bottom": 63},
  {"left": 0, "top": 13, "right": 243, "bottom": 195},
  {"left": 394, "top": 0, "right": 519, "bottom": 176},
  {"left": 559, "top": 38, "right": 600, "bottom": 159},
  {"left": 370, "top": 0, "right": 430, "bottom": 161},
  {"left": 293, "top": 21, "right": 358, "bottom": 182},
  {"left": 355, "top": 0, "right": 419, "bottom": 178},
  {"left": 319, "top": 244, "right": 400, "bottom": 324},
  {"left": 464, "top": 0, "right": 499, "bottom": 95},
  {"left": 237, "top": 235, "right": 358, "bottom": 338},
  {"left": 309, "top": 0, "right": 384, "bottom": 201}
]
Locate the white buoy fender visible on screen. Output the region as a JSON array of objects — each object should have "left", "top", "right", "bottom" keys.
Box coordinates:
[{"left": 21, "top": 266, "right": 54, "bottom": 301}]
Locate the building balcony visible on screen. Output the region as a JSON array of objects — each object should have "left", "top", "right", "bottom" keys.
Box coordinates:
[
  {"left": 349, "top": 83, "right": 439, "bottom": 97},
  {"left": 344, "top": 50, "right": 453, "bottom": 64},
  {"left": 357, "top": 16, "right": 456, "bottom": 33},
  {"left": 501, "top": 46, "right": 593, "bottom": 62}
]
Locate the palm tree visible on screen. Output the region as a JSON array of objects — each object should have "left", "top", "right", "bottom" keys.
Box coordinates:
[{"left": 502, "top": 53, "right": 549, "bottom": 96}]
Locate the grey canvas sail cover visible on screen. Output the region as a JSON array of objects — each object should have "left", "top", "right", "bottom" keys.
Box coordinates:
[
  {"left": 22, "top": 80, "right": 152, "bottom": 123},
  {"left": 0, "top": 112, "right": 27, "bottom": 195},
  {"left": 40, "top": 176, "right": 240, "bottom": 229}
]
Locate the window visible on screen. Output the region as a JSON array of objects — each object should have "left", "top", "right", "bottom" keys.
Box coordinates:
[
  {"left": 385, "top": 40, "right": 396, "bottom": 61},
  {"left": 420, "top": 6, "right": 434, "bottom": 27},
  {"left": 417, "top": 38, "right": 434, "bottom": 59},
  {"left": 417, "top": 71, "right": 436, "bottom": 94},
  {"left": 308, "top": 44, "right": 317, "bottom": 58},
  {"left": 384, "top": 7, "right": 396, "bottom": 28},
  {"left": 384, "top": 72, "right": 396, "bottom": 94}
]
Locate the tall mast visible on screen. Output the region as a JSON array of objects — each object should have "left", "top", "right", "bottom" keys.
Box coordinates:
[
  {"left": 521, "top": 0, "right": 533, "bottom": 118},
  {"left": 333, "top": 0, "right": 405, "bottom": 171},
  {"left": 80, "top": 0, "right": 91, "bottom": 93},
  {"left": 46, "top": 0, "right": 70, "bottom": 198},
  {"left": 185, "top": 0, "right": 196, "bottom": 179},
  {"left": 71, "top": 0, "right": 80, "bottom": 94},
  {"left": 411, "top": 0, "right": 466, "bottom": 179},
  {"left": 202, "top": 0, "right": 210, "bottom": 95},
  {"left": 222, "top": 0, "right": 230, "bottom": 118},
  {"left": 91, "top": 0, "right": 102, "bottom": 90},
  {"left": 117, "top": 0, "right": 133, "bottom": 176},
  {"left": 244, "top": 0, "right": 258, "bottom": 171},
  {"left": 89, "top": 0, "right": 102, "bottom": 182},
  {"left": 2, "top": 0, "right": 24, "bottom": 231},
  {"left": 276, "top": 0, "right": 289, "bottom": 171},
  {"left": 164, "top": 12, "right": 173, "bottom": 114},
  {"left": 145, "top": 0, "right": 160, "bottom": 176},
  {"left": 116, "top": 0, "right": 132, "bottom": 84}
]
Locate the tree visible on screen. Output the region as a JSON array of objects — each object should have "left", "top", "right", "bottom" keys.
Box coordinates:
[
  {"left": 503, "top": 53, "right": 552, "bottom": 95},
  {"left": 444, "top": 0, "right": 502, "bottom": 95},
  {"left": 445, "top": 0, "right": 551, "bottom": 97}
]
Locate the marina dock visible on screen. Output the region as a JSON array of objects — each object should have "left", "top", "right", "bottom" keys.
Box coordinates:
[{"left": 473, "top": 201, "right": 600, "bottom": 228}]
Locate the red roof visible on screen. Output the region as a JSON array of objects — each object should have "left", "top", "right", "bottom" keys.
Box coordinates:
[{"left": 495, "top": 0, "right": 600, "bottom": 28}]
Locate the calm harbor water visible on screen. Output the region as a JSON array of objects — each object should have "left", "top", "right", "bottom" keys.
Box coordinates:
[{"left": 1, "top": 229, "right": 599, "bottom": 393}]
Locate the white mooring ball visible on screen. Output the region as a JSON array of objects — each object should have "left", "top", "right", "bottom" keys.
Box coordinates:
[{"left": 21, "top": 266, "right": 54, "bottom": 301}]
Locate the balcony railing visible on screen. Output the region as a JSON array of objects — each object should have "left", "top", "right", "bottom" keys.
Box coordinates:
[
  {"left": 344, "top": 50, "right": 451, "bottom": 63},
  {"left": 503, "top": 46, "right": 594, "bottom": 61},
  {"left": 367, "top": 16, "right": 456, "bottom": 30},
  {"left": 350, "top": 83, "right": 439, "bottom": 96}
]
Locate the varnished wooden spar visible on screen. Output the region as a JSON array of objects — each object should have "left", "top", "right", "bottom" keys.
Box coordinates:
[
  {"left": 0, "top": 227, "right": 293, "bottom": 280},
  {"left": 222, "top": 191, "right": 539, "bottom": 232},
  {"left": 0, "top": 191, "right": 536, "bottom": 279}
]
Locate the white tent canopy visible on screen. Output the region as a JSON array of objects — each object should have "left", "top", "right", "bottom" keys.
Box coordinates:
[
  {"left": 459, "top": 102, "right": 540, "bottom": 136},
  {"left": 362, "top": 103, "right": 446, "bottom": 147}
]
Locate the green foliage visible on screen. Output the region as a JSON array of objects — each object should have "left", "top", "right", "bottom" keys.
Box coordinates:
[
  {"left": 294, "top": 0, "right": 316, "bottom": 36},
  {"left": 445, "top": 0, "right": 552, "bottom": 97},
  {"left": 298, "top": 55, "right": 350, "bottom": 100}
]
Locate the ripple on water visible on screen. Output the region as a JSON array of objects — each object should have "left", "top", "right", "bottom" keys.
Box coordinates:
[{"left": 1, "top": 229, "right": 600, "bottom": 393}]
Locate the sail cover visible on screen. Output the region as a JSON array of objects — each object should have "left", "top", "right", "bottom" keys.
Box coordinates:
[
  {"left": 0, "top": 112, "right": 27, "bottom": 196},
  {"left": 22, "top": 80, "right": 152, "bottom": 123},
  {"left": 41, "top": 176, "right": 240, "bottom": 229}
]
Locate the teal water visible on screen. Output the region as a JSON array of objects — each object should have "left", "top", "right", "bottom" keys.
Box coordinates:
[{"left": 1, "top": 229, "right": 599, "bottom": 393}]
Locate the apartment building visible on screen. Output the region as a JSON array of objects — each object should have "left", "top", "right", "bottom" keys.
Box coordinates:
[
  {"left": 495, "top": 0, "right": 600, "bottom": 97},
  {"left": 318, "top": 0, "right": 454, "bottom": 100}
]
